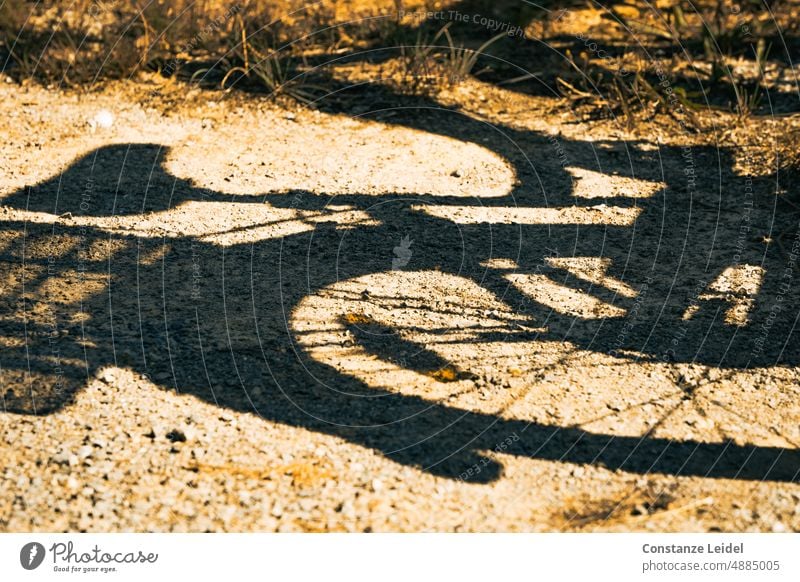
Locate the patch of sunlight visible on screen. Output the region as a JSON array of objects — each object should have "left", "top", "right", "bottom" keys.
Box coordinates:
[
  {"left": 566, "top": 167, "right": 665, "bottom": 199},
  {"left": 429, "top": 367, "right": 459, "bottom": 383},
  {"left": 1, "top": 202, "right": 379, "bottom": 247},
  {"left": 13, "top": 233, "right": 79, "bottom": 260},
  {"left": 138, "top": 244, "right": 171, "bottom": 265},
  {"left": 411, "top": 204, "right": 641, "bottom": 225},
  {"left": 546, "top": 257, "right": 638, "bottom": 298},
  {"left": 199, "top": 205, "right": 380, "bottom": 246},
  {"left": 480, "top": 258, "right": 519, "bottom": 270},
  {"left": 0, "top": 335, "right": 26, "bottom": 348},
  {"left": 343, "top": 312, "right": 374, "bottom": 325},
  {"left": 165, "top": 122, "right": 515, "bottom": 198},
  {"left": 682, "top": 264, "right": 765, "bottom": 326},
  {"left": 81, "top": 237, "right": 128, "bottom": 262},
  {"left": 291, "top": 270, "right": 543, "bottom": 400},
  {"left": 36, "top": 271, "right": 107, "bottom": 305},
  {"left": 505, "top": 273, "right": 627, "bottom": 318}
]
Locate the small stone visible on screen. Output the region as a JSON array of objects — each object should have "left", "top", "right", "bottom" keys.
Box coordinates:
[
  {"left": 88, "top": 109, "right": 114, "bottom": 131},
  {"left": 182, "top": 426, "right": 198, "bottom": 441},
  {"left": 570, "top": 466, "right": 586, "bottom": 478},
  {"left": 507, "top": 377, "right": 524, "bottom": 390},
  {"left": 52, "top": 451, "right": 72, "bottom": 466},
  {"left": 220, "top": 505, "right": 236, "bottom": 524},
  {"left": 165, "top": 429, "right": 186, "bottom": 443},
  {"left": 98, "top": 368, "right": 116, "bottom": 383},
  {"left": 338, "top": 500, "right": 355, "bottom": 518}
]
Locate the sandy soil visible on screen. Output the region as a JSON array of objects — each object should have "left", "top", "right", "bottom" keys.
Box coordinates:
[{"left": 0, "top": 75, "right": 799, "bottom": 532}]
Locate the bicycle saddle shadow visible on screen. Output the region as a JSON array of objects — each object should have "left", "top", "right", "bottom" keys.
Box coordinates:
[{"left": 8, "top": 143, "right": 268, "bottom": 217}]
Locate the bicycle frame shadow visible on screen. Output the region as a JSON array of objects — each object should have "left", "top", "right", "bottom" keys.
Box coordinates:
[{"left": 0, "top": 116, "right": 797, "bottom": 483}]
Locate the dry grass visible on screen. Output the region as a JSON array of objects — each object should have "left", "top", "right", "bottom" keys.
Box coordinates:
[
  {"left": 0, "top": 0, "right": 237, "bottom": 86},
  {"left": 184, "top": 458, "right": 333, "bottom": 489},
  {"left": 778, "top": 128, "right": 800, "bottom": 177},
  {"left": 0, "top": 0, "right": 797, "bottom": 122},
  {"left": 555, "top": 480, "right": 696, "bottom": 530},
  {"left": 542, "top": 0, "right": 797, "bottom": 127},
  {"left": 386, "top": 22, "right": 505, "bottom": 95}
]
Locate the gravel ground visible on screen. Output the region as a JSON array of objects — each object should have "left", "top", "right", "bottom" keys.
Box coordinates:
[{"left": 1, "top": 77, "right": 799, "bottom": 532}]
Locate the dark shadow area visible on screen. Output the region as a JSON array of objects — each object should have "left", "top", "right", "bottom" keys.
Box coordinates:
[{"left": 1, "top": 112, "right": 798, "bottom": 482}]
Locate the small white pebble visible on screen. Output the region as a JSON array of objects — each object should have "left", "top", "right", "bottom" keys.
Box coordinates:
[{"left": 94, "top": 109, "right": 114, "bottom": 129}]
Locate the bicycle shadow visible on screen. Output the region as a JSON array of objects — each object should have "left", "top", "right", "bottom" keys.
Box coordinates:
[{"left": 0, "top": 112, "right": 797, "bottom": 483}]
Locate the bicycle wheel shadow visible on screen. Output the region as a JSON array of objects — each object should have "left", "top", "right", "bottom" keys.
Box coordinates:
[{"left": 0, "top": 114, "right": 797, "bottom": 484}]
